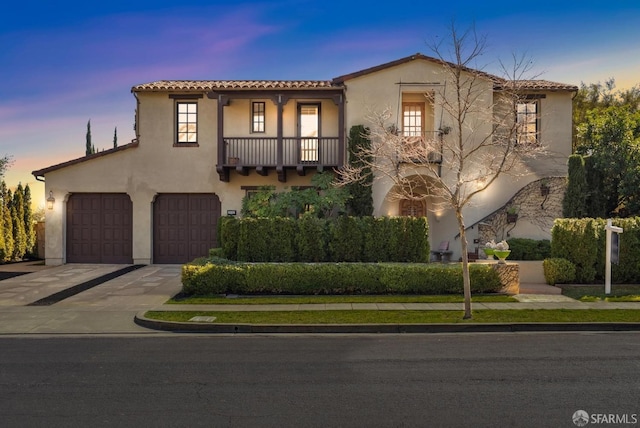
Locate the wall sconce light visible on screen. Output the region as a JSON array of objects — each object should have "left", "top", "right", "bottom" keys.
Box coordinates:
[{"left": 47, "top": 191, "right": 55, "bottom": 210}]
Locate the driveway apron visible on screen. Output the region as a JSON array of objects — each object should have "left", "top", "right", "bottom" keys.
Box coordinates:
[{"left": 0, "top": 263, "right": 183, "bottom": 334}]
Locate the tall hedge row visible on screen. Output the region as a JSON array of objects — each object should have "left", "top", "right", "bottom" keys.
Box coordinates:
[
  {"left": 551, "top": 217, "right": 640, "bottom": 283},
  {"left": 220, "top": 216, "right": 429, "bottom": 263}
]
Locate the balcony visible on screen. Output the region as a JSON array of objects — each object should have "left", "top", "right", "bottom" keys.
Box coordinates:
[
  {"left": 211, "top": 87, "right": 345, "bottom": 183},
  {"left": 399, "top": 131, "right": 444, "bottom": 165},
  {"left": 219, "top": 137, "right": 342, "bottom": 182}
]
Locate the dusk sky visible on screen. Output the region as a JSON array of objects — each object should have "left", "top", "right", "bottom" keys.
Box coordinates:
[{"left": 2, "top": 1, "right": 639, "bottom": 208}]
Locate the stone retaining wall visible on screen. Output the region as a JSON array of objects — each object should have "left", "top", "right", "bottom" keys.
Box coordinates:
[{"left": 492, "top": 262, "right": 519, "bottom": 295}]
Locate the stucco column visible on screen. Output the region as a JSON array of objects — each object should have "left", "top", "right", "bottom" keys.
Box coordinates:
[
  {"left": 43, "top": 189, "right": 67, "bottom": 266},
  {"left": 130, "top": 190, "right": 156, "bottom": 265}
]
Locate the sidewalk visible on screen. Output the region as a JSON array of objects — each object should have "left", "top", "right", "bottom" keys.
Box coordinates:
[{"left": 0, "top": 262, "right": 639, "bottom": 334}]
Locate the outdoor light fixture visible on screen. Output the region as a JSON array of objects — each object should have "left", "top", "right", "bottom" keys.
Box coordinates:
[{"left": 47, "top": 191, "right": 55, "bottom": 210}]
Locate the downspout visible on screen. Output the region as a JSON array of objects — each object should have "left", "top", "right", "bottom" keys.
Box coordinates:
[{"left": 132, "top": 91, "right": 141, "bottom": 142}]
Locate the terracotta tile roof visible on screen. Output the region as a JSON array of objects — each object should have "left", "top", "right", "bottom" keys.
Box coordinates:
[
  {"left": 132, "top": 54, "right": 577, "bottom": 94},
  {"left": 132, "top": 80, "right": 340, "bottom": 92},
  {"left": 504, "top": 79, "right": 578, "bottom": 91},
  {"left": 131, "top": 53, "right": 578, "bottom": 92}
]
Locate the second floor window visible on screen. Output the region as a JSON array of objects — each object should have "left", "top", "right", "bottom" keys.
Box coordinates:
[
  {"left": 516, "top": 101, "right": 538, "bottom": 145},
  {"left": 177, "top": 102, "right": 197, "bottom": 144},
  {"left": 252, "top": 102, "right": 265, "bottom": 133},
  {"left": 402, "top": 102, "right": 424, "bottom": 137}
]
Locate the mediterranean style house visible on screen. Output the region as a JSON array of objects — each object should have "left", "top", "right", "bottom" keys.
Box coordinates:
[{"left": 32, "top": 54, "right": 577, "bottom": 265}]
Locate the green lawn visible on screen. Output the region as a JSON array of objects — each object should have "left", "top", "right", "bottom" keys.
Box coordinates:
[
  {"left": 144, "top": 309, "right": 640, "bottom": 324},
  {"left": 168, "top": 294, "right": 517, "bottom": 305},
  {"left": 560, "top": 285, "right": 640, "bottom": 302}
]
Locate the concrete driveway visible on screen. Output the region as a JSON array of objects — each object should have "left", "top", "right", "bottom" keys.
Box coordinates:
[{"left": 0, "top": 262, "right": 183, "bottom": 334}]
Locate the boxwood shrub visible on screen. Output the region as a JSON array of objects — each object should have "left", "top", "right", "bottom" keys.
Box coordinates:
[
  {"left": 182, "top": 260, "right": 245, "bottom": 295},
  {"left": 506, "top": 238, "right": 551, "bottom": 260},
  {"left": 542, "top": 258, "right": 576, "bottom": 285},
  {"left": 181, "top": 259, "right": 502, "bottom": 296},
  {"left": 551, "top": 218, "right": 598, "bottom": 283}
]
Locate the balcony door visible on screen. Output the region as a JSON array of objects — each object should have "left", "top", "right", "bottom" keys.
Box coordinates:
[
  {"left": 402, "top": 102, "right": 425, "bottom": 153},
  {"left": 298, "top": 103, "right": 320, "bottom": 162}
]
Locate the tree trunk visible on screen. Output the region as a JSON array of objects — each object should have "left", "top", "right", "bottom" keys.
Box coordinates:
[{"left": 456, "top": 209, "right": 472, "bottom": 319}]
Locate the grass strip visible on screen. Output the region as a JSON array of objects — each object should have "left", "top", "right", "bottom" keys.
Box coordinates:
[
  {"left": 561, "top": 285, "right": 640, "bottom": 302},
  {"left": 144, "top": 309, "right": 640, "bottom": 324},
  {"left": 168, "top": 294, "right": 517, "bottom": 305}
]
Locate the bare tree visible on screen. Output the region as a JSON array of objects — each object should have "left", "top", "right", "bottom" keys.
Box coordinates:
[
  {"left": 0, "top": 155, "right": 11, "bottom": 179},
  {"left": 339, "top": 23, "right": 545, "bottom": 319}
]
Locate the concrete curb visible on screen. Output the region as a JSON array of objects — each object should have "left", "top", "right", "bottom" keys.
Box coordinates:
[{"left": 134, "top": 313, "right": 640, "bottom": 334}]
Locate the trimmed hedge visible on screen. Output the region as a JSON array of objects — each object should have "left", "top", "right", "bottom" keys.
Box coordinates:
[
  {"left": 506, "top": 238, "right": 551, "bottom": 260},
  {"left": 219, "top": 216, "right": 429, "bottom": 263},
  {"left": 295, "top": 216, "right": 327, "bottom": 262},
  {"left": 181, "top": 259, "right": 502, "bottom": 296},
  {"left": 551, "top": 218, "right": 598, "bottom": 283},
  {"left": 551, "top": 217, "right": 640, "bottom": 283},
  {"left": 542, "top": 258, "right": 576, "bottom": 285},
  {"left": 218, "top": 216, "right": 239, "bottom": 261}
]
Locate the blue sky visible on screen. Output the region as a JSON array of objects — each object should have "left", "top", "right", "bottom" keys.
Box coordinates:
[{"left": 2, "top": 0, "right": 639, "bottom": 207}]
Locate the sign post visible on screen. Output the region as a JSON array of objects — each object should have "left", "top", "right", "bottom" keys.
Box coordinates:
[{"left": 605, "top": 219, "right": 623, "bottom": 295}]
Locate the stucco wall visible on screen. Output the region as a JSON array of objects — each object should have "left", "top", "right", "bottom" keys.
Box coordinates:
[
  {"left": 223, "top": 98, "right": 339, "bottom": 137},
  {"left": 42, "top": 91, "right": 320, "bottom": 265},
  {"left": 39, "top": 57, "right": 574, "bottom": 265},
  {"left": 341, "top": 58, "right": 573, "bottom": 259}
]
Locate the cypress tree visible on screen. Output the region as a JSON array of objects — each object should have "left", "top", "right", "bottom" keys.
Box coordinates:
[
  {"left": 86, "top": 120, "right": 93, "bottom": 156},
  {"left": 2, "top": 206, "right": 12, "bottom": 262},
  {"left": 23, "top": 184, "right": 36, "bottom": 256},
  {"left": 583, "top": 155, "right": 608, "bottom": 218},
  {"left": 11, "top": 186, "right": 27, "bottom": 260},
  {"left": 1, "top": 183, "right": 13, "bottom": 261},
  {"left": 563, "top": 154, "right": 588, "bottom": 218},
  {"left": 346, "top": 125, "right": 374, "bottom": 216},
  {"left": 0, "top": 183, "right": 5, "bottom": 261},
  {"left": 113, "top": 127, "right": 118, "bottom": 148}
]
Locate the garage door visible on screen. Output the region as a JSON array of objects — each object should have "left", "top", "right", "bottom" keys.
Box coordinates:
[
  {"left": 66, "top": 193, "right": 133, "bottom": 264},
  {"left": 153, "top": 193, "right": 221, "bottom": 264}
]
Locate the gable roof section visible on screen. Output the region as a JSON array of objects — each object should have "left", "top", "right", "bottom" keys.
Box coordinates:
[
  {"left": 32, "top": 140, "right": 139, "bottom": 178},
  {"left": 332, "top": 53, "right": 578, "bottom": 92},
  {"left": 332, "top": 53, "right": 486, "bottom": 83}
]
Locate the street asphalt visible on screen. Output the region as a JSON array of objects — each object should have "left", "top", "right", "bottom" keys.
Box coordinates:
[{"left": 0, "top": 261, "right": 638, "bottom": 334}]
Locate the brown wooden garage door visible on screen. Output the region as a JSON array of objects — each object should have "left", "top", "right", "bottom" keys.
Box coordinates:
[
  {"left": 153, "top": 193, "right": 221, "bottom": 264},
  {"left": 66, "top": 193, "right": 133, "bottom": 264}
]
